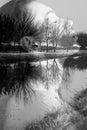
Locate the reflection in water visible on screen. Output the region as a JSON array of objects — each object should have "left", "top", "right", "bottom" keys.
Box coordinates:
[
  {"left": 1, "top": 54, "right": 87, "bottom": 130},
  {"left": 0, "top": 63, "right": 44, "bottom": 97},
  {"left": 0, "top": 59, "right": 62, "bottom": 130},
  {"left": 63, "top": 54, "right": 87, "bottom": 70},
  {"left": 0, "top": 60, "right": 62, "bottom": 96},
  {"left": 59, "top": 54, "right": 87, "bottom": 130},
  {"left": 60, "top": 54, "right": 87, "bottom": 103}
]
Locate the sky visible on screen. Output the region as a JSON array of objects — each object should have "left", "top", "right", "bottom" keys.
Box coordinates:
[
  {"left": 38, "top": 0, "right": 87, "bottom": 32},
  {"left": 0, "top": 0, "right": 87, "bottom": 32}
]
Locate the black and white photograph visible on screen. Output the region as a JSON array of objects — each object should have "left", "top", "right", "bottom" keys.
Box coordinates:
[{"left": 0, "top": 0, "right": 87, "bottom": 130}]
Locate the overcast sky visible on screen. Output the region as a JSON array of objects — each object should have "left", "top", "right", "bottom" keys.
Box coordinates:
[
  {"left": 0, "top": 0, "right": 87, "bottom": 32},
  {"left": 38, "top": 0, "right": 87, "bottom": 32}
]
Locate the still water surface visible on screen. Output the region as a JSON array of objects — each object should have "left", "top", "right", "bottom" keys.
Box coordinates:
[
  {"left": 0, "top": 54, "right": 87, "bottom": 130},
  {"left": 0, "top": 59, "right": 63, "bottom": 130}
]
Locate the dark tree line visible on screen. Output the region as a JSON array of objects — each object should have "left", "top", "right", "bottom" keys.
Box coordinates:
[
  {"left": 76, "top": 32, "right": 87, "bottom": 50},
  {"left": 0, "top": 12, "right": 44, "bottom": 52},
  {"left": 1, "top": 12, "right": 87, "bottom": 52}
]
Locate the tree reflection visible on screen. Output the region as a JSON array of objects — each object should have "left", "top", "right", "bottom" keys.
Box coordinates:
[
  {"left": 44, "top": 59, "right": 62, "bottom": 85},
  {"left": 0, "top": 59, "right": 62, "bottom": 103},
  {"left": 0, "top": 62, "right": 44, "bottom": 98}
]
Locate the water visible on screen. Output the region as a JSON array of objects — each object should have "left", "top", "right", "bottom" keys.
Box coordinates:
[
  {"left": 0, "top": 59, "right": 62, "bottom": 130},
  {"left": 59, "top": 54, "right": 87, "bottom": 130},
  {"left": 0, "top": 54, "right": 87, "bottom": 130}
]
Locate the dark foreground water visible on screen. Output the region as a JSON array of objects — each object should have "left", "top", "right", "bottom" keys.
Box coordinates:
[
  {"left": 0, "top": 55, "right": 87, "bottom": 130},
  {"left": 0, "top": 59, "right": 63, "bottom": 130}
]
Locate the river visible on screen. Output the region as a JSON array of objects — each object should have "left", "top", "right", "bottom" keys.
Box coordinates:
[{"left": 0, "top": 54, "right": 87, "bottom": 130}]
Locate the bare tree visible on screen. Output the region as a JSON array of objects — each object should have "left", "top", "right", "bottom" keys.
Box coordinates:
[
  {"left": 48, "top": 19, "right": 74, "bottom": 52},
  {"left": 41, "top": 18, "right": 52, "bottom": 52},
  {"left": 60, "top": 34, "right": 76, "bottom": 50},
  {"left": 59, "top": 20, "right": 76, "bottom": 50},
  {"left": 50, "top": 25, "right": 61, "bottom": 52}
]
